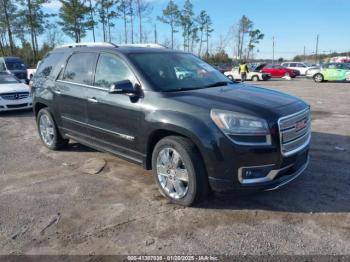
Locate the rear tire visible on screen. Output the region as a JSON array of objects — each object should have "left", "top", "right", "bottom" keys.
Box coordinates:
[
  {"left": 252, "top": 75, "right": 259, "bottom": 82},
  {"left": 314, "top": 73, "right": 324, "bottom": 83},
  {"left": 152, "top": 136, "right": 209, "bottom": 206},
  {"left": 37, "top": 108, "right": 69, "bottom": 150}
]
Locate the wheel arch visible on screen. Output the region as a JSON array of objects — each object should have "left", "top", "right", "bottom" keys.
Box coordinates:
[
  {"left": 34, "top": 102, "right": 48, "bottom": 118},
  {"left": 145, "top": 128, "right": 207, "bottom": 171}
]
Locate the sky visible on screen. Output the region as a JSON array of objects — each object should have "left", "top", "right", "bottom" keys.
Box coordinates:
[{"left": 42, "top": 0, "right": 350, "bottom": 59}]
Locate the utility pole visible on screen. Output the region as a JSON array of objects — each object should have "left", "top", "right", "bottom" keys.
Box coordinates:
[
  {"left": 272, "top": 36, "right": 275, "bottom": 65},
  {"left": 315, "top": 34, "right": 319, "bottom": 64},
  {"left": 303, "top": 46, "right": 306, "bottom": 61}
]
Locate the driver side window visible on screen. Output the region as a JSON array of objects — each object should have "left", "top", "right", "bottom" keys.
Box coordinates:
[{"left": 94, "top": 53, "right": 134, "bottom": 88}]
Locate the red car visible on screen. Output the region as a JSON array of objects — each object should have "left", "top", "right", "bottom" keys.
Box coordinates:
[{"left": 259, "top": 64, "right": 299, "bottom": 78}]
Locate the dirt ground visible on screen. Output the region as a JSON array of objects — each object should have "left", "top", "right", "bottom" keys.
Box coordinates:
[{"left": 0, "top": 78, "right": 349, "bottom": 255}]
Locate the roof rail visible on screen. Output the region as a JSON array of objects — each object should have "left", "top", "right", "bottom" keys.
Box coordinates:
[
  {"left": 57, "top": 42, "right": 117, "bottom": 48},
  {"left": 117, "top": 43, "right": 166, "bottom": 49}
]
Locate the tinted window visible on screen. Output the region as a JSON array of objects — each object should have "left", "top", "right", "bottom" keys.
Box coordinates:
[
  {"left": 289, "top": 63, "right": 297, "bottom": 67},
  {"left": 94, "top": 53, "right": 134, "bottom": 88},
  {"left": 63, "top": 53, "right": 96, "bottom": 85},
  {"left": 282, "top": 63, "right": 289, "bottom": 67},
  {"left": 128, "top": 52, "right": 230, "bottom": 92},
  {"left": 37, "top": 52, "right": 63, "bottom": 78},
  {"left": 5, "top": 60, "right": 26, "bottom": 70},
  {"left": 297, "top": 63, "right": 306, "bottom": 68}
]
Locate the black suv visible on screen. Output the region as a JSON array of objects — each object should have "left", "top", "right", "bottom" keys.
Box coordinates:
[{"left": 32, "top": 43, "right": 311, "bottom": 206}]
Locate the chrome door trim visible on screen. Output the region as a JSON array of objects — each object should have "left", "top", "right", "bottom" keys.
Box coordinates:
[
  {"left": 56, "top": 80, "right": 109, "bottom": 92},
  {"left": 61, "top": 116, "right": 135, "bottom": 141}
]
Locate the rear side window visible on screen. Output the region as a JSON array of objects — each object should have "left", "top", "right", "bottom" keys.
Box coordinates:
[
  {"left": 37, "top": 52, "right": 63, "bottom": 78},
  {"left": 94, "top": 53, "right": 134, "bottom": 88},
  {"left": 63, "top": 52, "right": 96, "bottom": 85}
]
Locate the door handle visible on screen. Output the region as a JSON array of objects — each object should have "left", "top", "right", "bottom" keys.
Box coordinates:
[
  {"left": 87, "top": 97, "right": 98, "bottom": 103},
  {"left": 54, "top": 88, "right": 61, "bottom": 95}
]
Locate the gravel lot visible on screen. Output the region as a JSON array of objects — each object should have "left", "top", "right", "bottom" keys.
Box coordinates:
[{"left": 0, "top": 78, "right": 349, "bottom": 255}]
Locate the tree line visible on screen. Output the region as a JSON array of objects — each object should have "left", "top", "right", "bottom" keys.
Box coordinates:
[{"left": 0, "top": 0, "right": 264, "bottom": 67}]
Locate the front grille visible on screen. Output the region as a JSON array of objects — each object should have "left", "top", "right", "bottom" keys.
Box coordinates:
[
  {"left": 6, "top": 103, "right": 28, "bottom": 108},
  {"left": 278, "top": 109, "right": 311, "bottom": 156},
  {"left": 0, "top": 92, "right": 29, "bottom": 100}
]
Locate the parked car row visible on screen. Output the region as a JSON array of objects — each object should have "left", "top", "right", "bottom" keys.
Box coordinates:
[
  {"left": 224, "top": 64, "right": 271, "bottom": 81},
  {"left": 281, "top": 62, "right": 315, "bottom": 76},
  {"left": 222, "top": 61, "right": 350, "bottom": 84}
]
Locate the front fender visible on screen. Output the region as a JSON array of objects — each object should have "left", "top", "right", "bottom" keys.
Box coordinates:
[{"left": 143, "top": 110, "right": 224, "bottom": 174}]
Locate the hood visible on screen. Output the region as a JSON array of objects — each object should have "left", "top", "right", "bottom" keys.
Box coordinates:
[
  {"left": 0, "top": 83, "right": 30, "bottom": 94},
  {"left": 254, "top": 63, "right": 266, "bottom": 72},
  {"left": 169, "top": 83, "right": 306, "bottom": 118}
]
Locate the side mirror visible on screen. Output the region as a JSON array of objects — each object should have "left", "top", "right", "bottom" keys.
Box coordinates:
[{"left": 109, "top": 80, "right": 136, "bottom": 96}]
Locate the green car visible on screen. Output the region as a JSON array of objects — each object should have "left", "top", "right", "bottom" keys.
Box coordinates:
[{"left": 314, "top": 63, "right": 350, "bottom": 83}]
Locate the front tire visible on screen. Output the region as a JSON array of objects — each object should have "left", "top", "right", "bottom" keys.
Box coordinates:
[
  {"left": 152, "top": 136, "right": 209, "bottom": 206},
  {"left": 227, "top": 75, "right": 234, "bottom": 81},
  {"left": 37, "top": 108, "right": 69, "bottom": 150},
  {"left": 314, "top": 73, "right": 324, "bottom": 83}
]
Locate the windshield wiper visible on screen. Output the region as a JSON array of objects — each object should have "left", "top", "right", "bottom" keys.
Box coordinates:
[
  {"left": 163, "top": 87, "right": 204, "bottom": 92},
  {"left": 205, "top": 81, "right": 232, "bottom": 88},
  {"left": 164, "top": 81, "right": 233, "bottom": 92}
]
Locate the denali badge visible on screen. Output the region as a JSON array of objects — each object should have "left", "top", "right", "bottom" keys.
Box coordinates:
[{"left": 295, "top": 119, "right": 307, "bottom": 131}]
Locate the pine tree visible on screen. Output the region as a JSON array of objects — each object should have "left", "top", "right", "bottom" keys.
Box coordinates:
[
  {"left": 135, "top": 0, "right": 152, "bottom": 43},
  {"left": 180, "top": 0, "right": 193, "bottom": 52},
  {"left": 0, "top": 0, "right": 17, "bottom": 53},
  {"left": 205, "top": 14, "right": 213, "bottom": 55},
  {"left": 58, "top": 0, "right": 91, "bottom": 43},
  {"left": 17, "top": 0, "right": 52, "bottom": 60},
  {"left": 157, "top": 0, "right": 180, "bottom": 49}
]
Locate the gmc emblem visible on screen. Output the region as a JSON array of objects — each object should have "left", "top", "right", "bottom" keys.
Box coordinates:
[{"left": 295, "top": 119, "right": 307, "bottom": 131}]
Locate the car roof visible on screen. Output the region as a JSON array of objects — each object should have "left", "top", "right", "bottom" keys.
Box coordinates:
[
  {"left": 2, "top": 57, "right": 23, "bottom": 61},
  {"left": 52, "top": 44, "right": 183, "bottom": 55}
]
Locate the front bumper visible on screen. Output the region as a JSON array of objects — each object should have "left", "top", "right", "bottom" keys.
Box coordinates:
[
  {"left": 208, "top": 146, "right": 309, "bottom": 192},
  {"left": 0, "top": 98, "right": 33, "bottom": 112},
  {"left": 206, "top": 106, "right": 311, "bottom": 192}
]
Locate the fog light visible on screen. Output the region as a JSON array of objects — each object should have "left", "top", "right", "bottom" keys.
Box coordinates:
[{"left": 241, "top": 167, "right": 272, "bottom": 180}]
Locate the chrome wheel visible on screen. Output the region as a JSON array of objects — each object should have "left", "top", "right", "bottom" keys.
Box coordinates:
[
  {"left": 314, "top": 74, "right": 323, "bottom": 82},
  {"left": 156, "top": 148, "right": 189, "bottom": 199},
  {"left": 39, "top": 114, "right": 55, "bottom": 146}
]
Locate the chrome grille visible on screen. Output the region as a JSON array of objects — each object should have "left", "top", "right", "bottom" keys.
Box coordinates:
[
  {"left": 0, "top": 92, "right": 29, "bottom": 100},
  {"left": 278, "top": 109, "right": 311, "bottom": 156}
]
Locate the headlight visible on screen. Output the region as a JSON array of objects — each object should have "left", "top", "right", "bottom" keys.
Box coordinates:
[{"left": 210, "top": 109, "right": 271, "bottom": 145}]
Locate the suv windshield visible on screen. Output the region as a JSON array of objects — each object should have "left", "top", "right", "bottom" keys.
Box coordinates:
[
  {"left": 5, "top": 61, "right": 26, "bottom": 70},
  {"left": 128, "top": 52, "right": 231, "bottom": 92}
]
